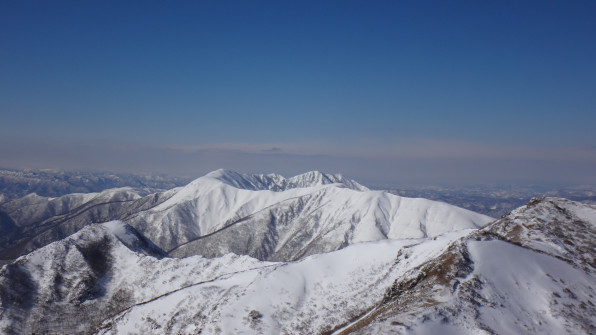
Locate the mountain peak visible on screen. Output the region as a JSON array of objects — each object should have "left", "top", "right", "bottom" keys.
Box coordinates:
[
  {"left": 288, "top": 171, "right": 369, "bottom": 191},
  {"left": 201, "top": 169, "right": 368, "bottom": 192},
  {"left": 477, "top": 197, "right": 596, "bottom": 271}
]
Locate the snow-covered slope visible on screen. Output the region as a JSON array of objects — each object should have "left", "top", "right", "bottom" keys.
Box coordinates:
[
  {"left": 0, "top": 187, "right": 155, "bottom": 230},
  {"left": 97, "top": 231, "right": 471, "bottom": 335},
  {"left": 340, "top": 197, "right": 596, "bottom": 334},
  {"left": 0, "top": 219, "right": 470, "bottom": 335},
  {"left": 0, "top": 170, "right": 372, "bottom": 260},
  {"left": 0, "top": 187, "right": 167, "bottom": 260},
  {"left": 204, "top": 169, "right": 369, "bottom": 192},
  {"left": 169, "top": 186, "right": 493, "bottom": 261},
  {"left": 0, "top": 221, "right": 270, "bottom": 334},
  {"left": 128, "top": 169, "right": 492, "bottom": 260},
  {"left": 1, "top": 198, "right": 594, "bottom": 334},
  {"left": 0, "top": 170, "right": 492, "bottom": 262}
]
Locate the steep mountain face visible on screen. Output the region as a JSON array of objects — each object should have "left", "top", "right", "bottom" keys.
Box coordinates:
[
  {"left": 126, "top": 169, "right": 491, "bottom": 260},
  {"left": 1, "top": 198, "right": 594, "bottom": 334},
  {"left": 97, "top": 231, "right": 472, "bottom": 335},
  {"left": 339, "top": 197, "right": 596, "bottom": 334},
  {"left": 0, "top": 219, "right": 470, "bottom": 335},
  {"left": 0, "top": 187, "right": 170, "bottom": 260},
  {"left": 169, "top": 186, "right": 492, "bottom": 261},
  {"left": 0, "top": 170, "right": 492, "bottom": 262},
  {"left": 0, "top": 221, "right": 268, "bottom": 335}
]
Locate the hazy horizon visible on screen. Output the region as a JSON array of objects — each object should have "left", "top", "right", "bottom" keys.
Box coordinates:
[{"left": 2, "top": 1, "right": 595, "bottom": 187}]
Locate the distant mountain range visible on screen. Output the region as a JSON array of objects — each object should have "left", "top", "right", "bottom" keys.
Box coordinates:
[
  {"left": 384, "top": 184, "right": 596, "bottom": 217},
  {"left": 0, "top": 168, "right": 190, "bottom": 201},
  {"left": 0, "top": 170, "right": 595, "bottom": 334}
]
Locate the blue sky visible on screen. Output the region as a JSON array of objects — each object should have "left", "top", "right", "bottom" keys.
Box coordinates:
[{"left": 1, "top": 1, "right": 595, "bottom": 186}]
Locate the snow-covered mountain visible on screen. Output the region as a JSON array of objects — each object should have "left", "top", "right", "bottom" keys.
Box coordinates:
[
  {"left": 0, "top": 170, "right": 493, "bottom": 262},
  {"left": 167, "top": 183, "right": 493, "bottom": 261},
  {"left": 341, "top": 197, "right": 596, "bottom": 334},
  {"left": 123, "top": 169, "right": 492, "bottom": 260},
  {"left": 0, "top": 187, "right": 167, "bottom": 261},
  {"left": 0, "top": 221, "right": 267, "bottom": 334},
  {"left": 204, "top": 169, "right": 369, "bottom": 192},
  {"left": 1, "top": 197, "right": 595, "bottom": 334},
  {"left": 0, "top": 168, "right": 188, "bottom": 201}
]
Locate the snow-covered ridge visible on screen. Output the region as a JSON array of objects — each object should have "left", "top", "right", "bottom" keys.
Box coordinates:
[
  {"left": 341, "top": 197, "right": 596, "bottom": 334},
  {"left": 2, "top": 198, "right": 595, "bottom": 334},
  {"left": 0, "top": 186, "right": 167, "bottom": 260},
  {"left": 1, "top": 169, "right": 493, "bottom": 262},
  {"left": 203, "top": 169, "right": 369, "bottom": 192},
  {"left": 0, "top": 221, "right": 270, "bottom": 334},
  {"left": 477, "top": 197, "right": 596, "bottom": 271},
  {"left": 168, "top": 186, "right": 494, "bottom": 260},
  {"left": 132, "top": 170, "right": 493, "bottom": 259}
]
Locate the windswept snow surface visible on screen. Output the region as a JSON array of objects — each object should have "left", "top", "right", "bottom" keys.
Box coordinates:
[
  {"left": 1, "top": 198, "right": 595, "bottom": 334},
  {"left": 130, "top": 170, "right": 493, "bottom": 260},
  {"left": 96, "top": 230, "right": 473, "bottom": 335},
  {"left": 0, "top": 169, "right": 492, "bottom": 262},
  {"left": 0, "top": 221, "right": 271, "bottom": 334},
  {"left": 0, "top": 187, "right": 158, "bottom": 260},
  {"left": 343, "top": 198, "right": 596, "bottom": 335},
  {"left": 204, "top": 169, "right": 370, "bottom": 192},
  {"left": 0, "top": 218, "right": 473, "bottom": 335}
]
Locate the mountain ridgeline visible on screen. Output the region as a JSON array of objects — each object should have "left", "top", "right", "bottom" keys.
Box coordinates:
[
  {"left": 0, "top": 169, "right": 492, "bottom": 262},
  {"left": 1, "top": 170, "right": 595, "bottom": 334}
]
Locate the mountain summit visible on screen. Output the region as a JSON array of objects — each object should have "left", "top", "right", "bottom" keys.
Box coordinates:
[
  {"left": 203, "top": 169, "right": 369, "bottom": 191},
  {"left": 129, "top": 170, "right": 492, "bottom": 260}
]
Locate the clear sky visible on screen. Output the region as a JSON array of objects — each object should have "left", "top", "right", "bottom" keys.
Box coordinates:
[{"left": 1, "top": 1, "right": 595, "bottom": 186}]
